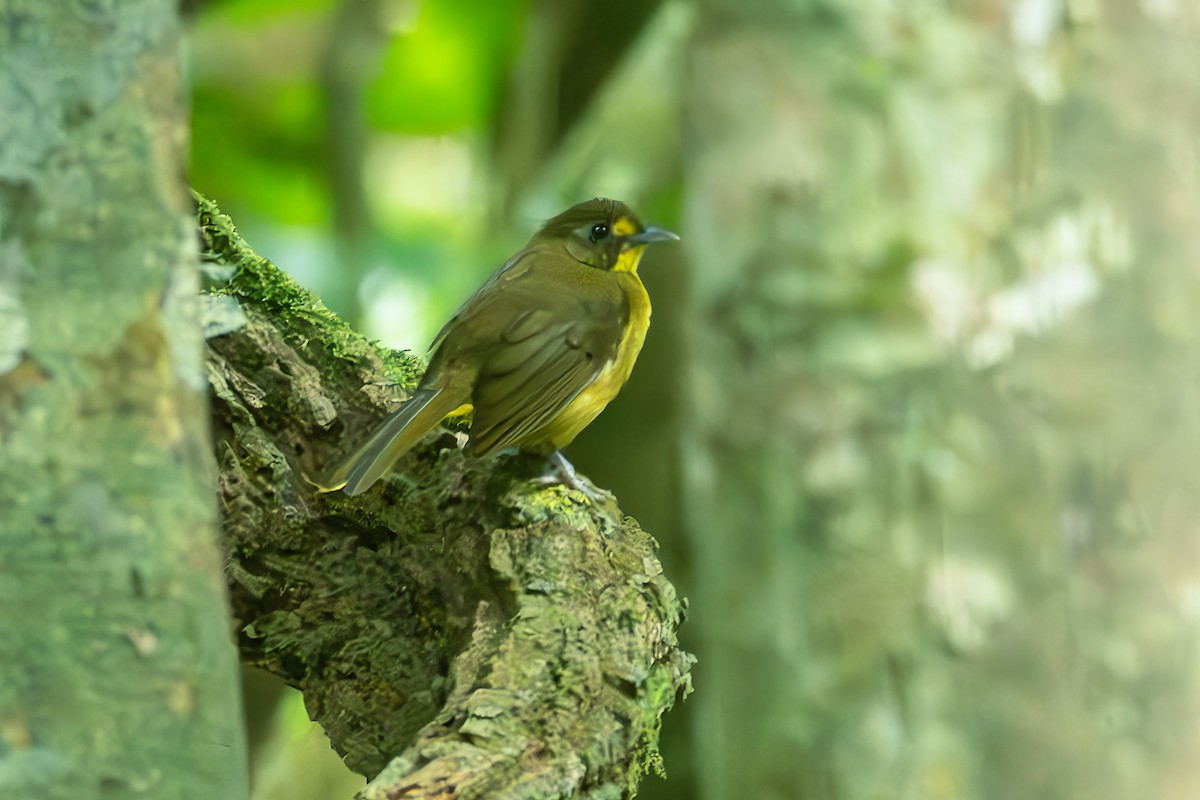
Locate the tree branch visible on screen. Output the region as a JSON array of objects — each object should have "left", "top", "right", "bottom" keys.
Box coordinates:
[{"left": 197, "top": 194, "right": 693, "bottom": 798}]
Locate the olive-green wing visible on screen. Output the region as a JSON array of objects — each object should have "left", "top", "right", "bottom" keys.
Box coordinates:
[
  {"left": 427, "top": 250, "right": 535, "bottom": 354},
  {"left": 421, "top": 248, "right": 626, "bottom": 455},
  {"left": 465, "top": 296, "right": 625, "bottom": 456}
]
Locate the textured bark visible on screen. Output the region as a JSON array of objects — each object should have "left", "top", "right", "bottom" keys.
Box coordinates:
[
  {"left": 0, "top": 3, "right": 247, "bottom": 798},
  {"left": 199, "top": 196, "right": 693, "bottom": 798}
]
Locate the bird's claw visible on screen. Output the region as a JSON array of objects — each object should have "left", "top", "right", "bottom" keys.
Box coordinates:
[{"left": 535, "top": 451, "right": 611, "bottom": 501}]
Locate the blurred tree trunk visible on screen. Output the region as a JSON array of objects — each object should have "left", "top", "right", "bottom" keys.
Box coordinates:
[
  {"left": 0, "top": 2, "right": 248, "bottom": 798},
  {"left": 318, "top": 0, "right": 387, "bottom": 326},
  {"left": 492, "top": 0, "right": 667, "bottom": 216},
  {"left": 683, "top": 2, "right": 1200, "bottom": 798}
]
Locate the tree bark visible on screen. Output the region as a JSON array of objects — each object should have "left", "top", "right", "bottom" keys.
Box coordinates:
[
  {"left": 199, "top": 196, "right": 693, "bottom": 798},
  {"left": 0, "top": 3, "right": 247, "bottom": 798}
]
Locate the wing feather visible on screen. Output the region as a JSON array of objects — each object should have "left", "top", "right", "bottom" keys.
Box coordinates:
[
  {"left": 469, "top": 305, "right": 619, "bottom": 455},
  {"left": 469, "top": 334, "right": 599, "bottom": 454},
  {"left": 424, "top": 250, "right": 627, "bottom": 457}
]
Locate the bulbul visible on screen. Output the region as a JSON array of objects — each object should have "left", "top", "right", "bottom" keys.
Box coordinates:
[{"left": 324, "top": 197, "right": 678, "bottom": 496}]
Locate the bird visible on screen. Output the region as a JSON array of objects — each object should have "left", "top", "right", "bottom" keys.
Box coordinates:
[{"left": 321, "top": 197, "right": 679, "bottom": 496}]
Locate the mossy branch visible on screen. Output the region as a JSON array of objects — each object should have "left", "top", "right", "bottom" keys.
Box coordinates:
[{"left": 197, "top": 194, "right": 693, "bottom": 798}]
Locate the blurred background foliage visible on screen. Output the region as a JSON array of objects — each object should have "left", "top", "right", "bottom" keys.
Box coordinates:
[{"left": 188, "top": 0, "right": 1200, "bottom": 798}]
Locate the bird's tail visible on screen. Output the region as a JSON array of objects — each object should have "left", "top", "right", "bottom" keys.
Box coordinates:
[{"left": 320, "top": 387, "right": 464, "bottom": 495}]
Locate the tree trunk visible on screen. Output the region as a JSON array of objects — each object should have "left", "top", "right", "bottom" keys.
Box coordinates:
[
  {"left": 683, "top": 2, "right": 1200, "bottom": 798},
  {"left": 0, "top": 3, "right": 248, "bottom": 798}
]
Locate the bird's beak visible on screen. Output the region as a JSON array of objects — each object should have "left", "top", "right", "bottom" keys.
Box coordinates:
[{"left": 624, "top": 226, "right": 680, "bottom": 246}]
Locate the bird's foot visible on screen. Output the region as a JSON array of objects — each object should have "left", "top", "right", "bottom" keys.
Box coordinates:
[{"left": 534, "top": 451, "right": 611, "bottom": 501}]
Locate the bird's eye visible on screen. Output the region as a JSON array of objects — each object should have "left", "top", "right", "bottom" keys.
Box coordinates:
[{"left": 589, "top": 223, "right": 609, "bottom": 242}]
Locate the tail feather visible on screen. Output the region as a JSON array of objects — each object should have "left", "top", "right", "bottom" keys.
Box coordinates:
[{"left": 323, "top": 387, "right": 460, "bottom": 495}]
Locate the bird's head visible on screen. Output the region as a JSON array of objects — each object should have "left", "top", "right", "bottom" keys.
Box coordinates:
[{"left": 535, "top": 198, "right": 679, "bottom": 273}]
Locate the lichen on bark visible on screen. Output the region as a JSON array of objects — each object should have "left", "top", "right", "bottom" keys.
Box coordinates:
[
  {"left": 0, "top": 5, "right": 246, "bottom": 798},
  {"left": 198, "top": 194, "right": 693, "bottom": 798}
]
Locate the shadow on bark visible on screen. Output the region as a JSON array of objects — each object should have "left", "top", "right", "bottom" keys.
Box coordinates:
[{"left": 196, "top": 194, "right": 693, "bottom": 798}]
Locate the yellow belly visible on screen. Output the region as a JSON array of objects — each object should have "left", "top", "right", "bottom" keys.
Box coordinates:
[{"left": 541, "top": 271, "right": 650, "bottom": 449}]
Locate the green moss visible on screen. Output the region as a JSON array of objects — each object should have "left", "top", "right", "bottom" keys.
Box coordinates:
[{"left": 195, "top": 191, "right": 424, "bottom": 382}]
